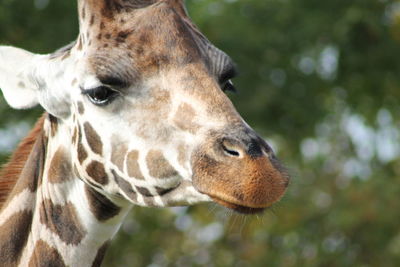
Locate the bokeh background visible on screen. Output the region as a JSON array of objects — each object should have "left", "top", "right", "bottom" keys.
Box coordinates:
[{"left": 1, "top": 0, "right": 400, "bottom": 266}]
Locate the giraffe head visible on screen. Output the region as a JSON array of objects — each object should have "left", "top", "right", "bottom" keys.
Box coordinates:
[{"left": 0, "top": 0, "right": 289, "bottom": 213}]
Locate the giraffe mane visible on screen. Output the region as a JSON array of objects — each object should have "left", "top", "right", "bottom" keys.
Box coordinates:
[{"left": 0, "top": 113, "right": 46, "bottom": 210}]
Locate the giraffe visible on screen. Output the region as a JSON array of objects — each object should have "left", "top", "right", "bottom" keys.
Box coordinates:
[{"left": 0, "top": 0, "right": 289, "bottom": 266}]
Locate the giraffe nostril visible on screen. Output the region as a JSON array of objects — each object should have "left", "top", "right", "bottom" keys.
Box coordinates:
[
  {"left": 221, "top": 139, "right": 241, "bottom": 157},
  {"left": 247, "top": 140, "right": 263, "bottom": 158}
]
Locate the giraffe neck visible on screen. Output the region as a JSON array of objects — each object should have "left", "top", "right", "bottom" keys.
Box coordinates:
[{"left": 0, "top": 114, "right": 132, "bottom": 267}]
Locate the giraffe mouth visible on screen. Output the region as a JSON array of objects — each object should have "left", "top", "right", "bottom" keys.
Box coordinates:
[{"left": 209, "top": 195, "right": 267, "bottom": 214}]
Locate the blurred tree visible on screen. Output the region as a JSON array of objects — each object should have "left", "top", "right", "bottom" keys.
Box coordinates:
[{"left": 1, "top": 0, "right": 400, "bottom": 266}]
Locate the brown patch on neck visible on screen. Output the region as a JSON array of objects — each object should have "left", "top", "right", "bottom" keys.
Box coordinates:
[
  {"left": 39, "top": 199, "right": 87, "bottom": 245},
  {"left": 0, "top": 210, "right": 33, "bottom": 266},
  {"left": 91, "top": 241, "right": 110, "bottom": 267},
  {"left": 84, "top": 184, "right": 121, "bottom": 221},
  {"left": 28, "top": 240, "right": 67, "bottom": 267},
  {"left": 0, "top": 114, "right": 47, "bottom": 211},
  {"left": 48, "top": 147, "right": 72, "bottom": 184}
]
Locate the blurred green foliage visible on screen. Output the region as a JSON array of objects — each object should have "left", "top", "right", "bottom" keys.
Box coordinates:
[{"left": 1, "top": 0, "right": 400, "bottom": 266}]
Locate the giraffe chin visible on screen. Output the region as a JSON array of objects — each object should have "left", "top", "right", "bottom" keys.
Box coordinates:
[{"left": 210, "top": 196, "right": 267, "bottom": 214}]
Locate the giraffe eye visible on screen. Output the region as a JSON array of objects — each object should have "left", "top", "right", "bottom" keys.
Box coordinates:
[
  {"left": 84, "top": 86, "right": 119, "bottom": 106},
  {"left": 221, "top": 80, "right": 237, "bottom": 93}
]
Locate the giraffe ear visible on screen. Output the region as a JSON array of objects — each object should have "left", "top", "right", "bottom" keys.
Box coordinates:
[
  {"left": 0, "top": 46, "right": 71, "bottom": 118},
  {"left": 0, "top": 46, "right": 40, "bottom": 109}
]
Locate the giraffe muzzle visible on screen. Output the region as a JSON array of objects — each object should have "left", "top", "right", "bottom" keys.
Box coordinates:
[{"left": 191, "top": 129, "right": 289, "bottom": 214}]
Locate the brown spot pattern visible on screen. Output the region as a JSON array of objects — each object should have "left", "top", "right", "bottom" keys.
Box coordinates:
[
  {"left": 126, "top": 150, "right": 144, "bottom": 180},
  {"left": 116, "top": 30, "right": 133, "bottom": 43},
  {"left": 90, "top": 15, "right": 95, "bottom": 26},
  {"left": 28, "top": 240, "right": 66, "bottom": 267},
  {"left": 110, "top": 142, "right": 128, "bottom": 171},
  {"left": 177, "top": 143, "right": 188, "bottom": 167},
  {"left": 146, "top": 150, "right": 177, "bottom": 178},
  {"left": 173, "top": 103, "right": 199, "bottom": 133},
  {"left": 48, "top": 147, "right": 71, "bottom": 184},
  {"left": 84, "top": 185, "right": 121, "bottom": 221},
  {"left": 17, "top": 81, "right": 26, "bottom": 88},
  {"left": 77, "top": 125, "right": 88, "bottom": 163},
  {"left": 84, "top": 122, "right": 103, "bottom": 155},
  {"left": 48, "top": 114, "right": 58, "bottom": 138},
  {"left": 0, "top": 211, "right": 33, "bottom": 266},
  {"left": 78, "top": 143, "right": 88, "bottom": 163},
  {"left": 136, "top": 186, "right": 152, "bottom": 197},
  {"left": 86, "top": 161, "right": 108, "bottom": 185},
  {"left": 155, "top": 186, "right": 175, "bottom": 196},
  {"left": 81, "top": 6, "right": 86, "bottom": 20},
  {"left": 91, "top": 241, "right": 110, "bottom": 267},
  {"left": 112, "top": 170, "right": 137, "bottom": 202},
  {"left": 39, "top": 199, "right": 87, "bottom": 245},
  {"left": 77, "top": 101, "right": 85, "bottom": 115}
]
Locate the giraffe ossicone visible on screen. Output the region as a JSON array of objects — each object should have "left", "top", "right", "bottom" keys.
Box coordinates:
[{"left": 0, "top": 0, "right": 289, "bottom": 266}]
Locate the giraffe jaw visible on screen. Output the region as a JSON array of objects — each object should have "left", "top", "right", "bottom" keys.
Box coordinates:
[{"left": 193, "top": 189, "right": 269, "bottom": 214}]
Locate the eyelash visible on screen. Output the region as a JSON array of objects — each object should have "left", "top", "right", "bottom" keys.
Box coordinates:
[
  {"left": 221, "top": 80, "right": 237, "bottom": 93},
  {"left": 82, "top": 86, "right": 120, "bottom": 106},
  {"left": 82, "top": 75, "right": 235, "bottom": 105}
]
